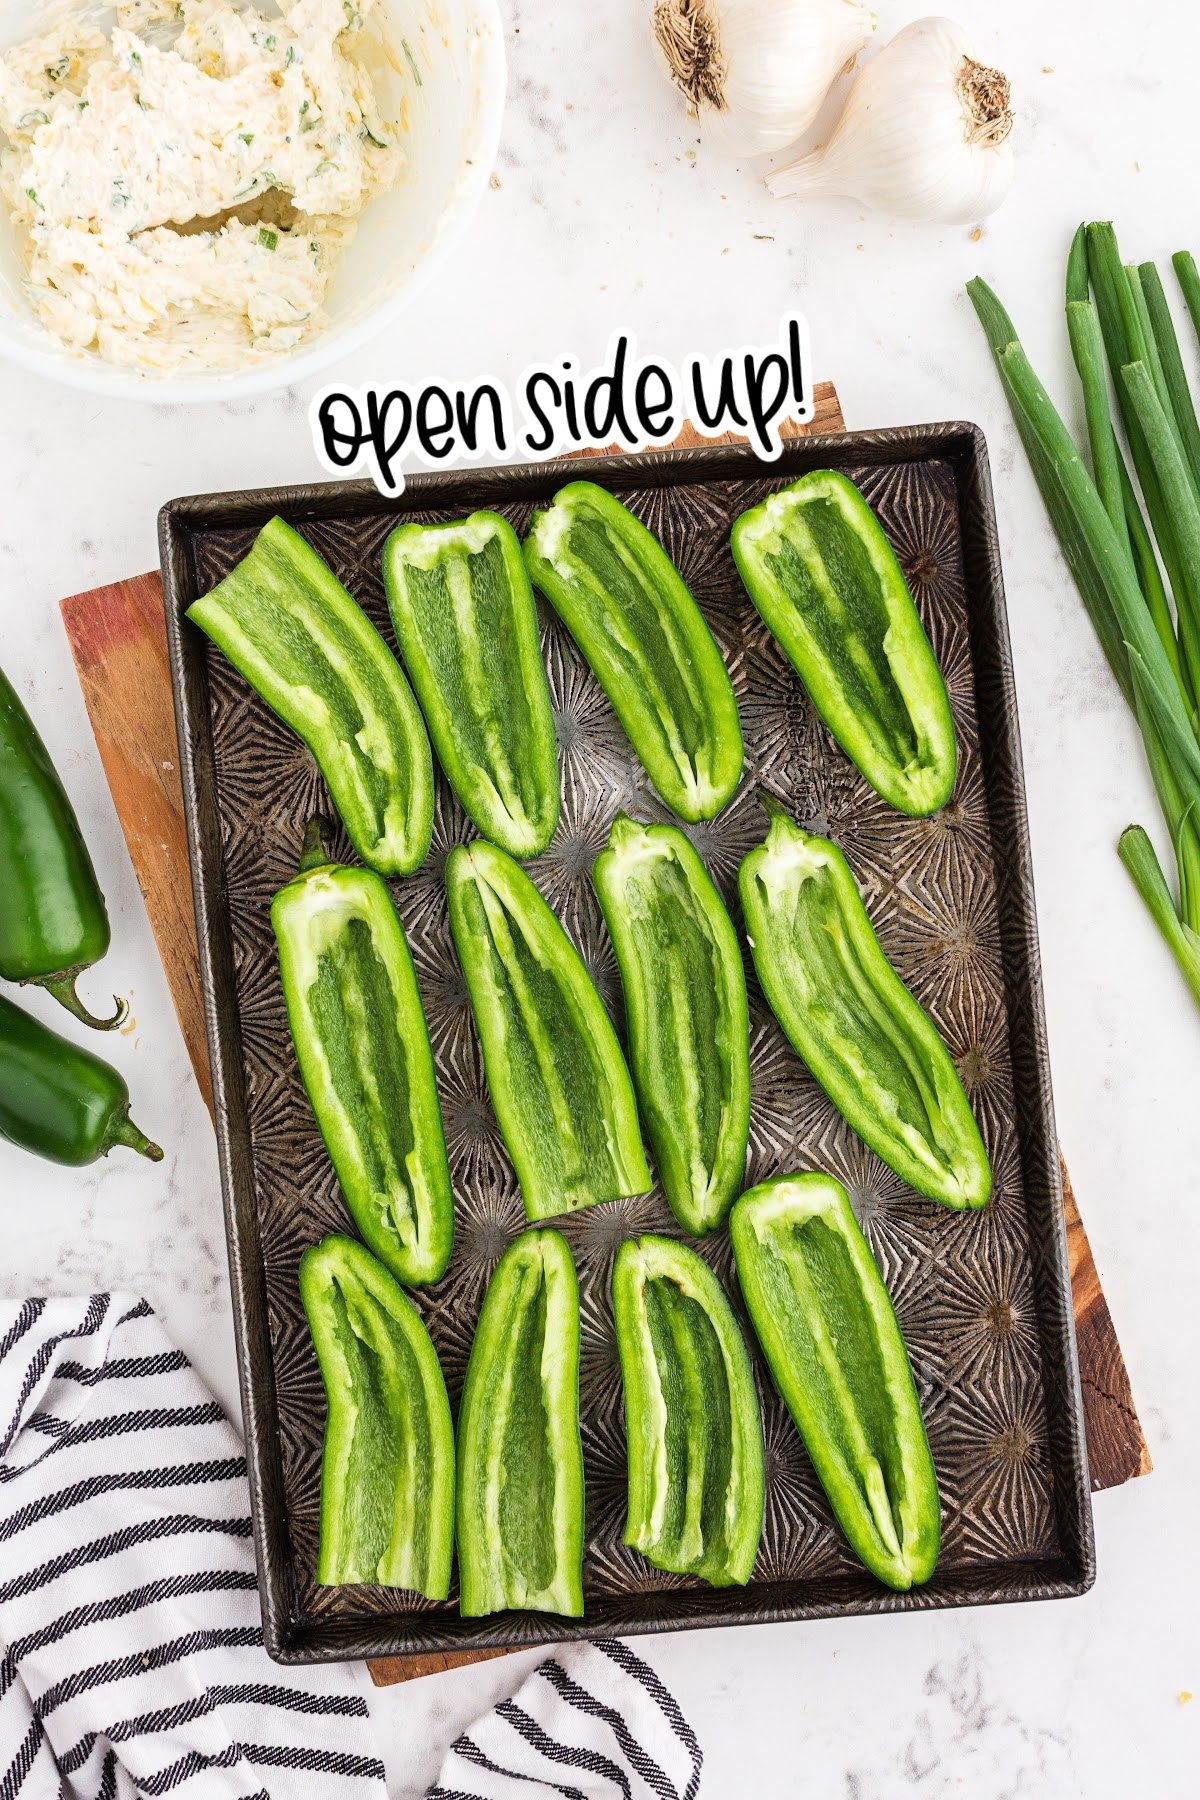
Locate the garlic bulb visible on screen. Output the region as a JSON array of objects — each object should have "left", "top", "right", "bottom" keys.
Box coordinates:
[
  {"left": 767, "top": 16, "right": 1015, "bottom": 224},
  {"left": 652, "top": 0, "right": 875, "bottom": 158}
]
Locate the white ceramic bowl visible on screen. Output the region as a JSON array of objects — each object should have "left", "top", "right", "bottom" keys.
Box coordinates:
[{"left": 0, "top": 1, "right": 505, "bottom": 404}]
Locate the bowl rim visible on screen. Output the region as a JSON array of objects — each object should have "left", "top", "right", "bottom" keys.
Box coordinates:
[{"left": 0, "top": 0, "right": 507, "bottom": 406}]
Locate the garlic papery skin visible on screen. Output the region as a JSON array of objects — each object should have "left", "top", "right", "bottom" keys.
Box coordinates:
[
  {"left": 652, "top": 0, "right": 875, "bottom": 158},
  {"left": 766, "top": 16, "right": 1015, "bottom": 224}
]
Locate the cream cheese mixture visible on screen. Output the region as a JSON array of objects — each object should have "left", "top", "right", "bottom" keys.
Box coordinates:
[{"left": 0, "top": 1, "right": 405, "bottom": 372}]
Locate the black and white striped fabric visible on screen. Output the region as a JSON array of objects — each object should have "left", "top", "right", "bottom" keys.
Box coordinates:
[
  {"left": 0, "top": 1294, "right": 704, "bottom": 1799},
  {"left": 427, "top": 1639, "right": 702, "bottom": 1800},
  {"left": 0, "top": 1293, "right": 386, "bottom": 1799}
]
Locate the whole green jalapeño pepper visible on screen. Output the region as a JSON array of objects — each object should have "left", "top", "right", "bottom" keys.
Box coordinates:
[
  {"left": 300, "top": 1234, "right": 455, "bottom": 1597},
  {"left": 593, "top": 816, "right": 750, "bottom": 1235},
  {"left": 524, "top": 481, "right": 744, "bottom": 822},
  {"left": 446, "top": 839, "right": 650, "bottom": 1221},
  {"left": 0, "top": 992, "right": 162, "bottom": 1165},
  {"left": 0, "top": 665, "right": 127, "bottom": 1029},
  {"left": 188, "top": 517, "right": 434, "bottom": 876},
  {"left": 739, "top": 806, "right": 991, "bottom": 1211},
  {"left": 731, "top": 471, "right": 957, "bottom": 817},
  {"left": 456, "top": 1228, "right": 584, "bottom": 1618},
  {"left": 731, "top": 1173, "right": 940, "bottom": 1591},
  {"left": 383, "top": 512, "right": 560, "bottom": 859},
  {"left": 613, "top": 1235, "right": 763, "bottom": 1588},
  {"left": 272, "top": 819, "right": 454, "bottom": 1287}
]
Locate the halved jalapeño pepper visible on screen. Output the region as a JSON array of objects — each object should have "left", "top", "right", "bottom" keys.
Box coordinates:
[
  {"left": 0, "top": 665, "right": 127, "bottom": 1029},
  {"left": 593, "top": 816, "right": 749, "bottom": 1235},
  {"left": 383, "top": 512, "right": 560, "bottom": 859},
  {"left": 300, "top": 1234, "right": 455, "bottom": 1596},
  {"left": 446, "top": 839, "right": 650, "bottom": 1220},
  {"left": 739, "top": 807, "right": 991, "bottom": 1210},
  {"left": 613, "top": 1235, "right": 763, "bottom": 1588},
  {"left": 272, "top": 819, "right": 453, "bottom": 1286},
  {"left": 524, "top": 481, "right": 743, "bottom": 822},
  {"left": 456, "top": 1228, "right": 584, "bottom": 1617},
  {"left": 188, "top": 516, "right": 433, "bottom": 875},
  {"left": 731, "top": 471, "right": 957, "bottom": 817},
  {"left": 732, "top": 1173, "right": 940, "bottom": 1590}
]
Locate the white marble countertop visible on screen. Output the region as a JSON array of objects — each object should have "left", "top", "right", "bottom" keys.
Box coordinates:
[{"left": 1, "top": 0, "right": 1197, "bottom": 1792}]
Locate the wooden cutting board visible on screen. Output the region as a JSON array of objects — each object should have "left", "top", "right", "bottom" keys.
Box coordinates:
[{"left": 60, "top": 389, "right": 1149, "bottom": 1688}]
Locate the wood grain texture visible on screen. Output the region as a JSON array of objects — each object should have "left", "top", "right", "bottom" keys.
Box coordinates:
[
  {"left": 60, "top": 572, "right": 212, "bottom": 1115},
  {"left": 366, "top": 1646, "right": 511, "bottom": 1687},
  {"left": 57, "top": 380, "right": 1146, "bottom": 1690},
  {"left": 1063, "top": 1153, "right": 1152, "bottom": 1488}
]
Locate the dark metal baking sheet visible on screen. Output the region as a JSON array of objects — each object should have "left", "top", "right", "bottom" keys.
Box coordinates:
[{"left": 160, "top": 427, "right": 1094, "bottom": 1664}]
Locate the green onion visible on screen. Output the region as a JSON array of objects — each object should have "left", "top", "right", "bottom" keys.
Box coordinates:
[
  {"left": 1124, "top": 642, "right": 1200, "bottom": 853},
  {"left": 968, "top": 244, "right": 1200, "bottom": 1013},
  {"left": 1118, "top": 450, "right": 1181, "bottom": 691},
  {"left": 401, "top": 37, "right": 424, "bottom": 86},
  {"left": 1125, "top": 265, "right": 1175, "bottom": 424},
  {"left": 1066, "top": 220, "right": 1089, "bottom": 306},
  {"left": 1137, "top": 261, "right": 1200, "bottom": 499},
  {"left": 1121, "top": 359, "right": 1200, "bottom": 701},
  {"left": 970, "top": 278, "right": 1154, "bottom": 704},
  {"left": 1119, "top": 827, "right": 1200, "bottom": 1005},
  {"left": 258, "top": 227, "right": 279, "bottom": 251},
  {"left": 1065, "top": 229, "right": 1180, "bottom": 674},
  {"left": 1066, "top": 292, "right": 1126, "bottom": 538},
  {"left": 1089, "top": 226, "right": 1199, "bottom": 690},
  {"left": 1088, "top": 225, "right": 1150, "bottom": 369},
  {"left": 1127, "top": 660, "right": 1200, "bottom": 932},
  {"left": 1173, "top": 251, "right": 1200, "bottom": 348}
]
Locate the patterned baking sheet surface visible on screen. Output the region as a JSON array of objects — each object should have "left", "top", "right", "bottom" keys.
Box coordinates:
[{"left": 161, "top": 431, "right": 1093, "bottom": 1663}]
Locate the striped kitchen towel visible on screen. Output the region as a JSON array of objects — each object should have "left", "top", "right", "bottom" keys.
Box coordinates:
[
  {"left": 425, "top": 1639, "right": 702, "bottom": 1800},
  {"left": 0, "top": 1292, "right": 386, "bottom": 1798},
  {"left": 0, "top": 1294, "right": 704, "bottom": 1799}
]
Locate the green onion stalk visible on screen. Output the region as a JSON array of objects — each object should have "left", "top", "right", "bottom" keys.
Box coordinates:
[{"left": 968, "top": 222, "right": 1200, "bottom": 1007}]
